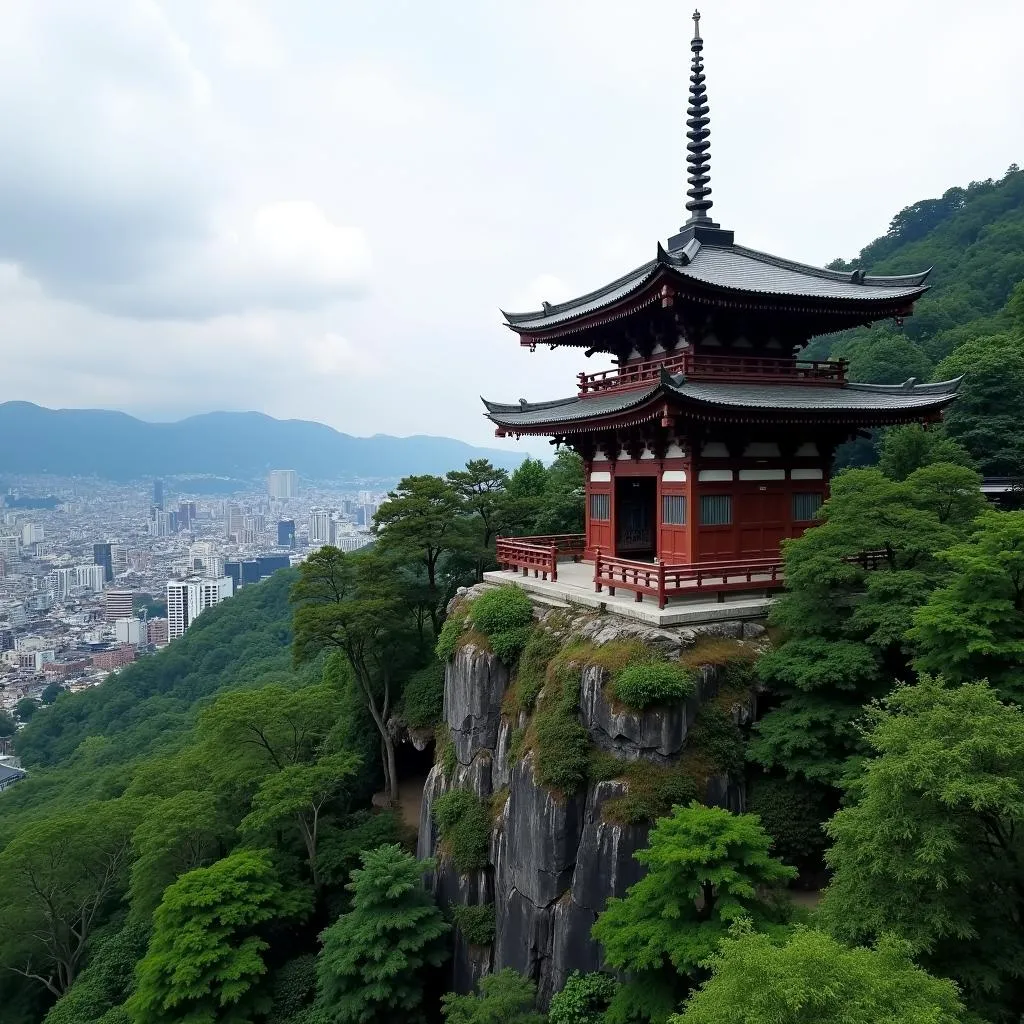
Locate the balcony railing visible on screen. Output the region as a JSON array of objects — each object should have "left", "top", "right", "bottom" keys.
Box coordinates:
[
  {"left": 495, "top": 535, "right": 586, "bottom": 582},
  {"left": 577, "top": 351, "right": 847, "bottom": 396}
]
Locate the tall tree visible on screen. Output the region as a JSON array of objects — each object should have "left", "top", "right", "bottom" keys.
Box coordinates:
[
  {"left": 314, "top": 844, "right": 449, "bottom": 1024},
  {"left": 592, "top": 803, "right": 795, "bottom": 1023},
  {"left": 878, "top": 423, "right": 975, "bottom": 481},
  {"left": 912, "top": 510, "right": 1024, "bottom": 701},
  {"left": 671, "top": 925, "right": 968, "bottom": 1024},
  {"left": 292, "top": 548, "right": 411, "bottom": 802},
  {"left": 129, "top": 849, "right": 305, "bottom": 1024},
  {"left": 446, "top": 459, "right": 509, "bottom": 579},
  {"left": 819, "top": 679, "right": 1024, "bottom": 1021},
  {"left": 373, "top": 475, "right": 468, "bottom": 632},
  {"left": 0, "top": 800, "right": 141, "bottom": 998},
  {"left": 441, "top": 968, "right": 545, "bottom": 1024}
]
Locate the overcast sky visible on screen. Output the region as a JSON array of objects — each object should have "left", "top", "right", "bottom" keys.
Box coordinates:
[{"left": 0, "top": 0, "right": 1021, "bottom": 453}]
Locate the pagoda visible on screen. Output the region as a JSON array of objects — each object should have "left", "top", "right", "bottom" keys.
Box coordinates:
[{"left": 484, "top": 12, "right": 959, "bottom": 605}]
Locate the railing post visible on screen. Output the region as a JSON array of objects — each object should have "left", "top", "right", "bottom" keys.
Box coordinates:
[
  {"left": 658, "top": 560, "right": 667, "bottom": 609},
  {"left": 594, "top": 547, "right": 602, "bottom": 593},
  {"left": 549, "top": 544, "right": 558, "bottom": 582}
]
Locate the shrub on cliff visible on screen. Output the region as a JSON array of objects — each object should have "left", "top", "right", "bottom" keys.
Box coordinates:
[
  {"left": 451, "top": 903, "right": 495, "bottom": 946},
  {"left": 432, "top": 790, "right": 491, "bottom": 873},
  {"left": 611, "top": 661, "right": 697, "bottom": 710},
  {"left": 548, "top": 971, "right": 618, "bottom": 1024},
  {"left": 400, "top": 661, "right": 445, "bottom": 728},
  {"left": 468, "top": 586, "right": 534, "bottom": 662},
  {"left": 435, "top": 610, "right": 468, "bottom": 661},
  {"left": 441, "top": 968, "right": 544, "bottom": 1023}
]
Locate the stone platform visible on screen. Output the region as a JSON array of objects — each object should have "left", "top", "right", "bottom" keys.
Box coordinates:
[{"left": 482, "top": 560, "right": 775, "bottom": 627}]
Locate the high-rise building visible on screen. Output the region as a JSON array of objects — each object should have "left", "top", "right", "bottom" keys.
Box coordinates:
[
  {"left": 277, "top": 520, "right": 296, "bottom": 548},
  {"left": 225, "top": 503, "right": 245, "bottom": 541},
  {"left": 256, "top": 555, "right": 290, "bottom": 578},
  {"left": 153, "top": 479, "right": 164, "bottom": 510},
  {"left": 166, "top": 576, "right": 233, "bottom": 640},
  {"left": 267, "top": 470, "right": 299, "bottom": 500},
  {"left": 147, "top": 618, "right": 169, "bottom": 647},
  {"left": 105, "top": 590, "right": 134, "bottom": 623},
  {"left": 0, "top": 535, "right": 19, "bottom": 563},
  {"left": 93, "top": 543, "right": 114, "bottom": 583},
  {"left": 151, "top": 511, "right": 173, "bottom": 537},
  {"left": 224, "top": 561, "right": 242, "bottom": 590},
  {"left": 309, "top": 509, "right": 332, "bottom": 545},
  {"left": 111, "top": 545, "right": 129, "bottom": 576},
  {"left": 76, "top": 565, "right": 106, "bottom": 592},
  {"left": 178, "top": 501, "right": 197, "bottom": 530},
  {"left": 47, "top": 567, "right": 78, "bottom": 600},
  {"left": 21, "top": 523, "right": 43, "bottom": 546},
  {"left": 115, "top": 617, "right": 146, "bottom": 645}
]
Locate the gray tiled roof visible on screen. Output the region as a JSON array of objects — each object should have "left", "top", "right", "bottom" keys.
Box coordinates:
[
  {"left": 483, "top": 374, "right": 961, "bottom": 429},
  {"left": 504, "top": 241, "right": 930, "bottom": 332}
]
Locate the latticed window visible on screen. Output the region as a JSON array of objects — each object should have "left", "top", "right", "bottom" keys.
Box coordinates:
[
  {"left": 589, "top": 493, "right": 610, "bottom": 521},
  {"left": 662, "top": 494, "right": 686, "bottom": 525},
  {"left": 700, "top": 494, "right": 732, "bottom": 526},
  {"left": 792, "top": 492, "right": 824, "bottom": 522}
]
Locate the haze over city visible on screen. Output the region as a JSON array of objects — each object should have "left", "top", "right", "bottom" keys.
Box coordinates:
[{"left": 1, "top": 0, "right": 1021, "bottom": 446}]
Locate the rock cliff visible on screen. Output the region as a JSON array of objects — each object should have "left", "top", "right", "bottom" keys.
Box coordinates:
[{"left": 418, "top": 591, "right": 765, "bottom": 1003}]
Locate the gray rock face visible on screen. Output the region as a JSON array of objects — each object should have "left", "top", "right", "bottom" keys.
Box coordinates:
[
  {"left": 446, "top": 644, "right": 509, "bottom": 766},
  {"left": 422, "top": 611, "right": 762, "bottom": 1006}
]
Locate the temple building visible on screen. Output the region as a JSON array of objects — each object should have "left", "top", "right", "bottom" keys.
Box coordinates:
[{"left": 484, "top": 11, "right": 959, "bottom": 603}]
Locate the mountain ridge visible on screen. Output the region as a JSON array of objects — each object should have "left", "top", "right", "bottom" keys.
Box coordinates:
[{"left": 0, "top": 401, "right": 525, "bottom": 482}]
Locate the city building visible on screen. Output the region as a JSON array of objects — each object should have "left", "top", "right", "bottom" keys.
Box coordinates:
[
  {"left": 309, "top": 509, "right": 332, "bottom": 545},
  {"left": 277, "top": 519, "right": 296, "bottom": 548},
  {"left": 268, "top": 470, "right": 299, "bottom": 499},
  {"left": 21, "top": 523, "right": 43, "bottom": 546},
  {"left": 225, "top": 503, "right": 245, "bottom": 542},
  {"left": 0, "top": 762, "right": 26, "bottom": 792},
  {"left": 0, "top": 534, "right": 19, "bottom": 563},
  {"left": 257, "top": 555, "right": 290, "bottom": 577},
  {"left": 76, "top": 565, "right": 106, "bottom": 592},
  {"left": 148, "top": 617, "right": 169, "bottom": 647},
  {"left": 93, "top": 542, "right": 114, "bottom": 583},
  {"left": 47, "top": 567, "right": 78, "bottom": 601},
  {"left": 484, "top": 13, "right": 959, "bottom": 604},
  {"left": 92, "top": 645, "right": 136, "bottom": 672},
  {"left": 153, "top": 479, "right": 164, "bottom": 510},
  {"left": 111, "top": 544, "right": 130, "bottom": 576},
  {"left": 166, "top": 576, "right": 233, "bottom": 640},
  {"left": 178, "top": 501, "right": 197, "bottom": 530},
  {"left": 105, "top": 590, "right": 135, "bottom": 623},
  {"left": 115, "top": 617, "right": 146, "bottom": 645}
]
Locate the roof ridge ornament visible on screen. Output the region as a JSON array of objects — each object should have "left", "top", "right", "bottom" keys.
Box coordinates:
[{"left": 685, "top": 10, "right": 713, "bottom": 225}]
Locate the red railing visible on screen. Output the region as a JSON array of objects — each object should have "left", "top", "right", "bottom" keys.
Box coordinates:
[
  {"left": 496, "top": 535, "right": 586, "bottom": 582},
  {"left": 577, "top": 351, "right": 847, "bottom": 396},
  {"left": 594, "top": 551, "right": 784, "bottom": 609}
]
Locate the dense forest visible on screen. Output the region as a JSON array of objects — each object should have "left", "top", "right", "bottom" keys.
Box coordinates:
[{"left": 2, "top": 170, "right": 1024, "bottom": 1024}]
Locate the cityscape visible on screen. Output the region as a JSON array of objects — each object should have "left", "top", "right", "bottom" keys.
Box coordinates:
[{"left": 0, "top": 469, "right": 383, "bottom": 728}]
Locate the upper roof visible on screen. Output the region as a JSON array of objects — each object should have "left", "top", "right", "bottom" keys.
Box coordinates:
[
  {"left": 503, "top": 241, "right": 931, "bottom": 333},
  {"left": 483, "top": 371, "right": 961, "bottom": 433},
  {"left": 501, "top": 12, "right": 930, "bottom": 342}
]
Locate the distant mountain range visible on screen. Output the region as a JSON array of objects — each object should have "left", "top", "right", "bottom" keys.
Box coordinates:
[{"left": 0, "top": 402, "right": 526, "bottom": 483}]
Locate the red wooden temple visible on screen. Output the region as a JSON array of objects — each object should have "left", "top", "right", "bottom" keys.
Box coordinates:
[{"left": 484, "top": 12, "right": 960, "bottom": 607}]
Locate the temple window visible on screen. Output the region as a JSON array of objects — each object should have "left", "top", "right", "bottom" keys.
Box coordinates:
[
  {"left": 792, "top": 493, "right": 824, "bottom": 521},
  {"left": 700, "top": 494, "right": 732, "bottom": 526},
  {"left": 590, "top": 493, "right": 610, "bottom": 521},
  {"left": 662, "top": 494, "right": 687, "bottom": 525}
]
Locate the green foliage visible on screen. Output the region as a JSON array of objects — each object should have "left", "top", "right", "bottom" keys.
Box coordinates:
[
  {"left": 592, "top": 803, "right": 796, "bottom": 1021},
  {"left": 400, "top": 660, "right": 446, "bottom": 728},
  {"left": 314, "top": 844, "right": 449, "bottom": 1024},
  {"left": 451, "top": 903, "right": 495, "bottom": 946},
  {"left": 129, "top": 849, "right": 303, "bottom": 1024},
  {"left": 611, "top": 661, "right": 697, "bottom": 710},
  {"left": 269, "top": 954, "right": 318, "bottom": 1023},
  {"left": 435, "top": 610, "right": 468, "bottom": 661},
  {"left": 432, "top": 789, "right": 491, "bottom": 873},
  {"left": 911, "top": 509, "right": 1024, "bottom": 701},
  {"left": 40, "top": 682, "right": 64, "bottom": 705},
  {"left": 0, "top": 799, "right": 142, "bottom": 999},
  {"left": 0, "top": 710, "right": 16, "bottom": 736},
  {"left": 745, "top": 776, "right": 833, "bottom": 872},
  {"left": 467, "top": 586, "right": 534, "bottom": 663},
  {"left": 671, "top": 925, "right": 969, "bottom": 1024},
  {"left": 531, "top": 656, "right": 590, "bottom": 794},
  {"left": 589, "top": 753, "right": 699, "bottom": 826},
  {"left": 441, "top": 968, "right": 544, "bottom": 1024},
  {"left": 129, "top": 790, "right": 223, "bottom": 917},
  {"left": 506, "top": 625, "right": 560, "bottom": 713},
  {"left": 547, "top": 971, "right": 618, "bottom": 1024},
  {"left": 435, "top": 723, "right": 458, "bottom": 779},
  {"left": 314, "top": 809, "right": 406, "bottom": 897},
  {"left": 819, "top": 678, "right": 1024, "bottom": 1020},
  {"left": 689, "top": 707, "right": 745, "bottom": 778},
  {"left": 15, "top": 697, "right": 40, "bottom": 721},
  {"left": 878, "top": 423, "right": 975, "bottom": 481}
]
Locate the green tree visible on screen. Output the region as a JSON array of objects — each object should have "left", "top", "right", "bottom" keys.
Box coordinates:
[
  {"left": 446, "top": 459, "right": 509, "bottom": 579},
  {"left": 911, "top": 510, "right": 1024, "bottom": 700},
  {"left": 129, "top": 849, "right": 304, "bottom": 1024},
  {"left": 547, "top": 971, "right": 618, "bottom": 1024},
  {"left": 15, "top": 697, "right": 39, "bottom": 722},
  {"left": 818, "top": 679, "right": 1024, "bottom": 1020},
  {"left": 878, "top": 423, "right": 974, "bottom": 481},
  {"left": 292, "top": 548, "right": 413, "bottom": 802},
  {"left": 671, "top": 924, "right": 968, "bottom": 1024},
  {"left": 240, "top": 751, "right": 361, "bottom": 888},
  {"left": 373, "top": 475, "right": 468, "bottom": 633},
  {"left": 441, "top": 968, "right": 544, "bottom": 1023},
  {"left": 314, "top": 844, "right": 449, "bottom": 1024},
  {"left": 750, "top": 468, "right": 958, "bottom": 785},
  {"left": 845, "top": 335, "right": 933, "bottom": 386},
  {"left": 0, "top": 800, "right": 141, "bottom": 997},
  {"left": 0, "top": 710, "right": 16, "bottom": 736},
  {"left": 904, "top": 461, "right": 985, "bottom": 525},
  {"left": 129, "top": 789, "right": 224, "bottom": 917},
  {"left": 592, "top": 803, "right": 795, "bottom": 1022},
  {"left": 40, "top": 682, "right": 64, "bottom": 705}
]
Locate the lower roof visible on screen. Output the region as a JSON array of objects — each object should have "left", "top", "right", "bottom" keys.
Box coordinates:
[{"left": 483, "top": 372, "right": 961, "bottom": 433}]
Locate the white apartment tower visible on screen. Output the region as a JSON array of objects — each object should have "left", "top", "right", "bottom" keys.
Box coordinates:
[
  {"left": 308, "top": 508, "right": 333, "bottom": 545},
  {"left": 166, "top": 576, "right": 234, "bottom": 640},
  {"left": 268, "top": 470, "right": 299, "bottom": 499}
]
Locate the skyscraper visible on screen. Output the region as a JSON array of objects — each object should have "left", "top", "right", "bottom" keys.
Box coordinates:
[
  {"left": 277, "top": 519, "right": 296, "bottom": 548},
  {"left": 178, "top": 501, "right": 196, "bottom": 530},
  {"left": 105, "top": 590, "right": 134, "bottom": 623},
  {"left": 153, "top": 479, "right": 164, "bottom": 510},
  {"left": 267, "top": 470, "right": 299, "bottom": 499},
  {"left": 166, "top": 576, "right": 233, "bottom": 640},
  {"left": 76, "top": 564, "right": 106, "bottom": 592},
  {"left": 93, "top": 542, "right": 114, "bottom": 583},
  {"left": 308, "top": 509, "right": 332, "bottom": 545}
]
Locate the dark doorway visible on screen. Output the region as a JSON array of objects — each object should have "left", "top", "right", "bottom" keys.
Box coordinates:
[{"left": 616, "top": 476, "right": 657, "bottom": 559}]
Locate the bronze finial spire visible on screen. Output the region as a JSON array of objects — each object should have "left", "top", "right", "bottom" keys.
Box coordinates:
[{"left": 685, "top": 9, "right": 713, "bottom": 224}]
